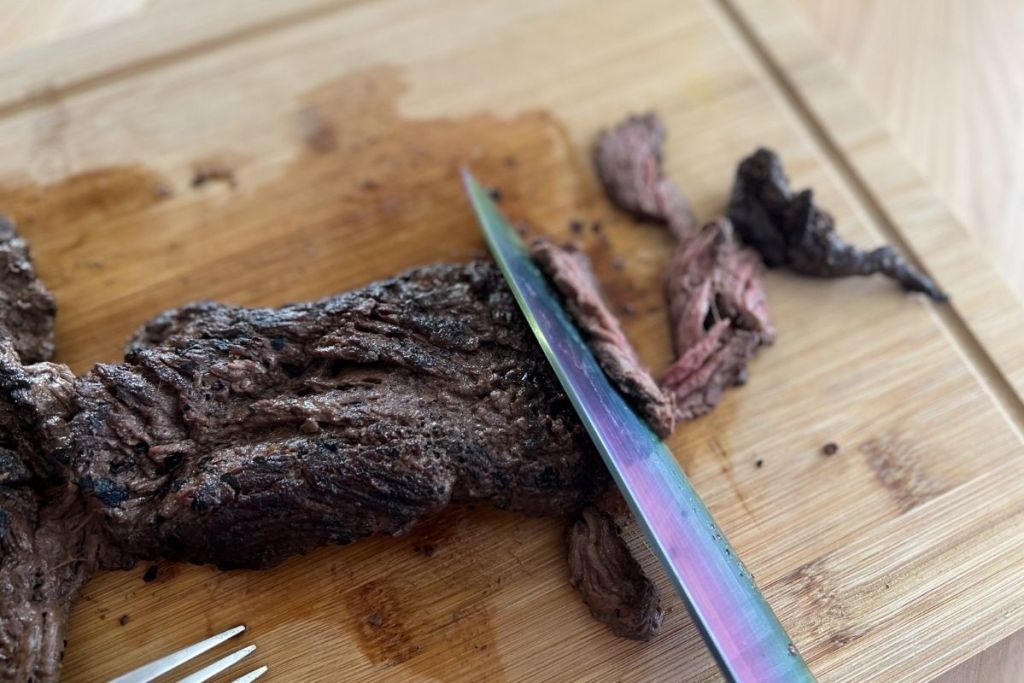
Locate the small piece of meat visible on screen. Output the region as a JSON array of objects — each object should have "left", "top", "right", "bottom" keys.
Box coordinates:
[
  {"left": 567, "top": 490, "right": 662, "bottom": 640},
  {"left": 728, "top": 148, "right": 948, "bottom": 302},
  {"left": 593, "top": 113, "right": 696, "bottom": 240},
  {"left": 0, "top": 216, "right": 57, "bottom": 363},
  {"left": 661, "top": 219, "right": 775, "bottom": 422},
  {"left": 530, "top": 238, "right": 674, "bottom": 438}
]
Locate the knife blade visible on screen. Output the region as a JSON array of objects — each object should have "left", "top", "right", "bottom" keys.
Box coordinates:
[{"left": 462, "top": 169, "right": 814, "bottom": 683}]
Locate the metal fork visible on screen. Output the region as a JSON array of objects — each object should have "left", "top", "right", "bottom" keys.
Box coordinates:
[{"left": 109, "top": 625, "right": 267, "bottom": 683}]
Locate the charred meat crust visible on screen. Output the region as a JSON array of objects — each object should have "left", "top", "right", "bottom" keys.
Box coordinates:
[
  {"left": 728, "top": 148, "right": 948, "bottom": 301},
  {"left": 529, "top": 238, "right": 674, "bottom": 438}
]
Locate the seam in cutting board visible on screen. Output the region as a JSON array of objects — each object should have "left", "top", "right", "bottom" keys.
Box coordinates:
[
  {"left": 0, "top": 0, "right": 373, "bottom": 123},
  {"left": 710, "top": 0, "right": 1024, "bottom": 440}
]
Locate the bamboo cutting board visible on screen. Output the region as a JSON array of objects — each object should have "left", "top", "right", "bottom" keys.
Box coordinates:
[{"left": 1, "top": 0, "right": 1022, "bottom": 680}]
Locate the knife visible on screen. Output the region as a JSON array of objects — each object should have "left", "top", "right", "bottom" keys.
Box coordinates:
[{"left": 462, "top": 170, "right": 814, "bottom": 683}]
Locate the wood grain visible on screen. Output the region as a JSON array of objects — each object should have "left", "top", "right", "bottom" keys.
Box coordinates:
[
  {"left": 0, "top": 0, "right": 1021, "bottom": 681},
  {"left": 789, "top": 12, "right": 1024, "bottom": 675},
  {"left": 793, "top": 0, "right": 1024, "bottom": 301}
]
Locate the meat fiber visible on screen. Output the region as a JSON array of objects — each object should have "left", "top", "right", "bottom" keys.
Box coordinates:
[
  {"left": 529, "top": 238, "right": 674, "bottom": 437},
  {"left": 567, "top": 491, "right": 662, "bottom": 640},
  {"left": 0, "top": 478, "right": 123, "bottom": 682},
  {"left": 728, "top": 148, "right": 948, "bottom": 301},
  {"left": 594, "top": 113, "right": 775, "bottom": 421},
  {"left": 594, "top": 113, "right": 696, "bottom": 240},
  {"left": 661, "top": 219, "right": 775, "bottom": 421}
]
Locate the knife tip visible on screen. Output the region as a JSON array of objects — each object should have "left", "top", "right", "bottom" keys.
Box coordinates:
[{"left": 458, "top": 165, "right": 474, "bottom": 187}]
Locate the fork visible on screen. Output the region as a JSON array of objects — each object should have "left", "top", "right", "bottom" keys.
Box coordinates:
[{"left": 109, "top": 625, "right": 267, "bottom": 683}]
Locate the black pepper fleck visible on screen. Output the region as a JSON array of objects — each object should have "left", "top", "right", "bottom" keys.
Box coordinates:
[{"left": 142, "top": 565, "right": 158, "bottom": 583}]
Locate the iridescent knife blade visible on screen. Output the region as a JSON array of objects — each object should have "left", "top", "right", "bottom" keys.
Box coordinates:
[{"left": 462, "top": 170, "right": 814, "bottom": 683}]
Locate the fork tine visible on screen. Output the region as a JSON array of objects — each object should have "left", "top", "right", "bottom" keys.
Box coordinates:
[
  {"left": 229, "top": 665, "right": 269, "bottom": 683},
  {"left": 109, "top": 625, "right": 245, "bottom": 683},
  {"left": 177, "top": 644, "right": 256, "bottom": 683}
]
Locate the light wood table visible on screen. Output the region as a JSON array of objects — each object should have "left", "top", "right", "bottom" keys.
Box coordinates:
[{"left": 1, "top": 1, "right": 1021, "bottom": 680}]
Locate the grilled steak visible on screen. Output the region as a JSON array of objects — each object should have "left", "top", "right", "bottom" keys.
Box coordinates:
[
  {"left": 68, "top": 262, "right": 606, "bottom": 568},
  {"left": 530, "top": 237, "right": 674, "bottom": 437},
  {"left": 1, "top": 245, "right": 684, "bottom": 680},
  {"left": 728, "top": 148, "right": 948, "bottom": 301},
  {"left": 0, "top": 477, "right": 123, "bottom": 682},
  {"left": 594, "top": 113, "right": 775, "bottom": 421},
  {"left": 0, "top": 219, "right": 111, "bottom": 682}
]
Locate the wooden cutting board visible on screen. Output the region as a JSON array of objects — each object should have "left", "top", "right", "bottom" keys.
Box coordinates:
[{"left": 1, "top": 0, "right": 1022, "bottom": 680}]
